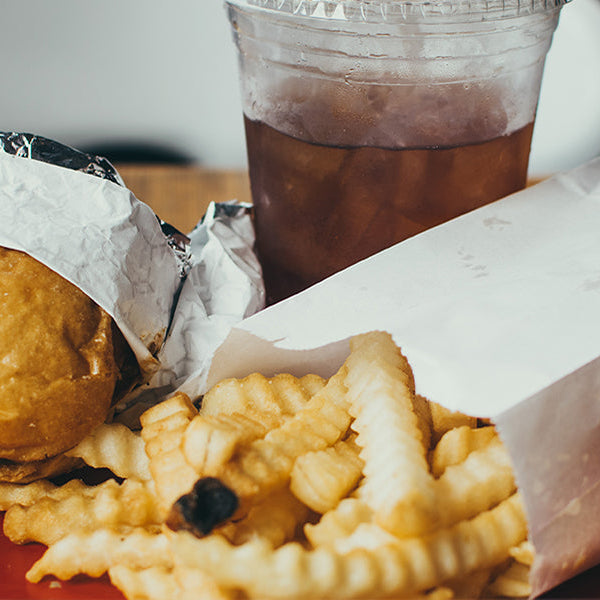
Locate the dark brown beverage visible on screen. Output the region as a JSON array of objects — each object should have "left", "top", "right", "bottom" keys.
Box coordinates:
[{"left": 245, "top": 116, "right": 534, "bottom": 305}]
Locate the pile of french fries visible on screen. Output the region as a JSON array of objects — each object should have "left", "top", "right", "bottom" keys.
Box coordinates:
[{"left": 0, "top": 331, "right": 534, "bottom": 599}]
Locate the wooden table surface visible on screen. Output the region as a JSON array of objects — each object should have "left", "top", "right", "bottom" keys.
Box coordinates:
[
  {"left": 116, "top": 164, "right": 548, "bottom": 235},
  {"left": 116, "top": 164, "right": 251, "bottom": 233}
]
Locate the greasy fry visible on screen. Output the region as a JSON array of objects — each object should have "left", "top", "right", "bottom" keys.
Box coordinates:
[
  {"left": 172, "top": 564, "right": 235, "bottom": 600},
  {"left": 290, "top": 436, "right": 363, "bottom": 514},
  {"left": 203, "top": 369, "right": 350, "bottom": 519},
  {"left": 140, "top": 392, "right": 198, "bottom": 456},
  {"left": 304, "top": 497, "right": 373, "bottom": 548},
  {"left": 200, "top": 373, "right": 324, "bottom": 421},
  {"left": 444, "top": 568, "right": 493, "bottom": 598},
  {"left": 3, "top": 478, "right": 161, "bottom": 546},
  {"left": 26, "top": 528, "right": 171, "bottom": 582},
  {"left": 66, "top": 422, "right": 151, "bottom": 481},
  {"left": 182, "top": 412, "right": 273, "bottom": 475},
  {"left": 109, "top": 565, "right": 180, "bottom": 600},
  {"left": 141, "top": 392, "right": 199, "bottom": 514},
  {"left": 430, "top": 425, "right": 497, "bottom": 477},
  {"left": 220, "top": 487, "right": 309, "bottom": 547},
  {"left": 429, "top": 401, "right": 478, "bottom": 445},
  {"left": 269, "top": 373, "right": 326, "bottom": 415},
  {"left": 412, "top": 394, "right": 434, "bottom": 450},
  {"left": 0, "top": 480, "right": 58, "bottom": 510},
  {"left": 434, "top": 436, "right": 517, "bottom": 527},
  {"left": 344, "top": 331, "right": 438, "bottom": 537},
  {"left": 1, "top": 330, "right": 537, "bottom": 600},
  {"left": 168, "top": 494, "right": 528, "bottom": 599},
  {"left": 485, "top": 560, "right": 532, "bottom": 598},
  {"left": 510, "top": 540, "right": 536, "bottom": 566}
]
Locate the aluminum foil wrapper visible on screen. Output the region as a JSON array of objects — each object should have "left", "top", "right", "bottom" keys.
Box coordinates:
[
  {"left": 0, "top": 132, "right": 192, "bottom": 278},
  {"left": 120, "top": 200, "right": 266, "bottom": 422},
  {"left": 0, "top": 132, "right": 265, "bottom": 421},
  {"left": 0, "top": 132, "right": 125, "bottom": 185}
]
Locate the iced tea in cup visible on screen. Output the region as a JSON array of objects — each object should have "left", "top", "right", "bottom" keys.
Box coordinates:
[{"left": 226, "top": 0, "right": 568, "bottom": 304}]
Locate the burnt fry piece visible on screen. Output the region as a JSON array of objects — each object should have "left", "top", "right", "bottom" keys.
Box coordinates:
[
  {"left": 166, "top": 477, "right": 239, "bottom": 537},
  {"left": 179, "top": 370, "right": 350, "bottom": 529}
]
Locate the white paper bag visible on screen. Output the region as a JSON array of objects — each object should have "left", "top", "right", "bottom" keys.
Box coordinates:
[{"left": 206, "top": 157, "right": 600, "bottom": 595}]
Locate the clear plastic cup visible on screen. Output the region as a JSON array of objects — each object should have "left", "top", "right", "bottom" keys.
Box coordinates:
[{"left": 226, "top": 0, "right": 570, "bottom": 304}]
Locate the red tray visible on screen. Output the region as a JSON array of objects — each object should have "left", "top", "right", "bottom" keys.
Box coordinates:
[
  {"left": 1, "top": 512, "right": 599, "bottom": 599},
  {"left": 0, "top": 515, "right": 123, "bottom": 599}
]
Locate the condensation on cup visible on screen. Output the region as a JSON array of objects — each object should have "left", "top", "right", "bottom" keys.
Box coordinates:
[{"left": 226, "top": 0, "right": 571, "bottom": 304}]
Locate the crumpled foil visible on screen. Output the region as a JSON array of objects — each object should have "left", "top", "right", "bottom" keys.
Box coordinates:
[
  {"left": 0, "top": 132, "right": 125, "bottom": 185},
  {"left": 0, "top": 131, "right": 265, "bottom": 420},
  {"left": 0, "top": 131, "right": 192, "bottom": 278}
]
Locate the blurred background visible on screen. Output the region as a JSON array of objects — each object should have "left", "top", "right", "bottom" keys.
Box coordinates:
[{"left": 0, "top": 0, "right": 598, "bottom": 178}]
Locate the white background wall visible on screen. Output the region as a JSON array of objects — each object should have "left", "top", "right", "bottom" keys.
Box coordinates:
[{"left": 0, "top": 0, "right": 598, "bottom": 176}]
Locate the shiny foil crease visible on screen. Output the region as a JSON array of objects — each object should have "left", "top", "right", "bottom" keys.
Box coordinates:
[
  {"left": 0, "top": 131, "right": 193, "bottom": 278},
  {"left": 0, "top": 132, "right": 124, "bottom": 185}
]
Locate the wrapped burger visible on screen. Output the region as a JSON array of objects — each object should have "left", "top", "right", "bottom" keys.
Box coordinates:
[{"left": 0, "top": 133, "right": 263, "bottom": 483}]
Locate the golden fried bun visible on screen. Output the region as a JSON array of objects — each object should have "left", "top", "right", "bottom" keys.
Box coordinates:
[{"left": 0, "top": 247, "right": 119, "bottom": 464}]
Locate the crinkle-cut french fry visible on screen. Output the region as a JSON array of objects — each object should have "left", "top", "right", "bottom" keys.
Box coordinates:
[
  {"left": 141, "top": 393, "right": 199, "bottom": 514},
  {"left": 344, "top": 331, "right": 438, "bottom": 537},
  {"left": 330, "top": 522, "right": 399, "bottom": 554},
  {"left": 26, "top": 528, "right": 171, "bottom": 582},
  {"left": 200, "top": 373, "right": 323, "bottom": 421},
  {"left": 173, "top": 564, "right": 235, "bottom": 600},
  {"left": 65, "top": 423, "right": 151, "bottom": 481},
  {"left": 140, "top": 392, "right": 198, "bottom": 453},
  {"left": 269, "top": 373, "right": 325, "bottom": 415},
  {"left": 145, "top": 447, "right": 198, "bottom": 517},
  {"left": 208, "top": 369, "right": 351, "bottom": 518},
  {"left": 484, "top": 560, "right": 531, "bottom": 598},
  {"left": 429, "top": 402, "right": 478, "bottom": 445},
  {"left": 0, "top": 478, "right": 105, "bottom": 511},
  {"left": 220, "top": 487, "right": 310, "bottom": 548},
  {"left": 304, "top": 497, "right": 372, "bottom": 548},
  {"left": 290, "top": 436, "right": 363, "bottom": 514},
  {"left": 182, "top": 412, "right": 276, "bottom": 476},
  {"left": 3, "top": 478, "right": 161, "bottom": 546},
  {"left": 443, "top": 567, "right": 493, "bottom": 598},
  {"left": 430, "top": 425, "right": 497, "bottom": 477},
  {"left": 509, "top": 540, "right": 535, "bottom": 566},
  {"left": 296, "top": 373, "right": 328, "bottom": 398},
  {"left": 184, "top": 374, "right": 326, "bottom": 479},
  {"left": 168, "top": 494, "right": 527, "bottom": 599},
  {"left": 200, "top": 373, "right": 284, "bottom": 418},
  {"left": 434, "top": 436, "right": 516, "bottom": 528},
  {"left": 425, "top": 588, "right": 455, "bottom": 600},
  {"left": 109, "top": 565, "right": 180, "bottom": 600},
  {"left": 0, "top": 480, "right": 57, "bottom": 510},
  {"left": 412, "top": 394, "right": 434, "bottom": 451}
]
